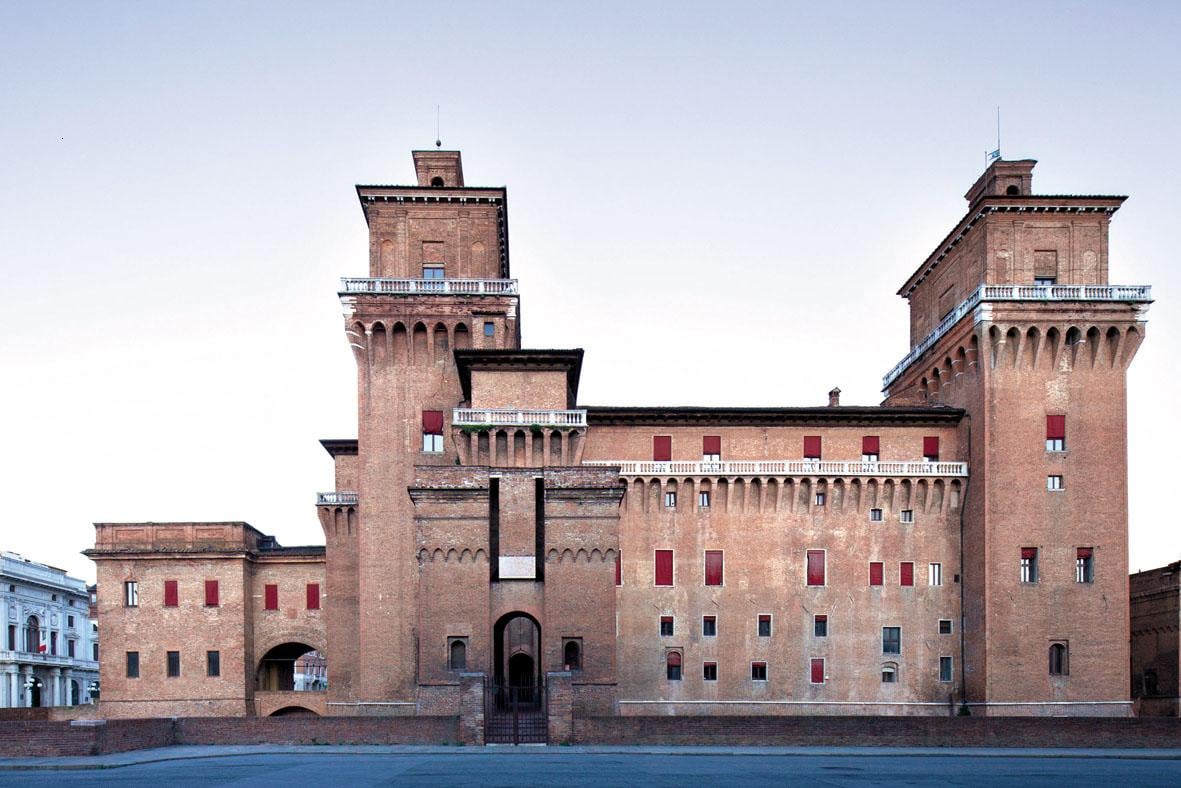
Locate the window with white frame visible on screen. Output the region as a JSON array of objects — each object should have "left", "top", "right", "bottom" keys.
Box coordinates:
[
  {"left": 869, "top": 508, "right": 883, "bottom": 522},
  {"left": 698, "top": 490, "right": 710, "bottom": 508},
  {"left": 1076, "top": 548, "right": 1094, "bottom": 583},
  {"left": 123, "top": 581, "right": 138, "bottom": 608},
  {"left": 929, "top": 562, "right": 943, "bottom": 586},
  {"left": 664, "top": 491, "right": 677, "bottom": 508},
  {"left": 1021, "top": 548, "right": 1039, "bottom": 583},
  {"left": 1047, "top": 475, "right": 1064, "bottom": 491},
  {"left": 939, "top": 656, "right": 953, "bottom": 682},
  {"left": 814, "top": 492, "right": 826, "bottom": 507},
  {"left": 900, "top": 509, "right": 914, "bottom": 524}
]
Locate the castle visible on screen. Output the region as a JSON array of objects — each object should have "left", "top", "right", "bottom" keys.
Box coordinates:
[{"left": 86, "top": 149, "right": 1152, "bottom": 723}]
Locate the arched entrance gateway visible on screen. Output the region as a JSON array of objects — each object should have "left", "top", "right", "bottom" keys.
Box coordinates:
[
  {"left": 492, "top": 611, "right": 541, "bottom": 687},
  {"left": 486, "top": 612, "right": 547, "bottom": 744}
]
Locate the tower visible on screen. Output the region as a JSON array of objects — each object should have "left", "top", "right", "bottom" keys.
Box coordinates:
[{"left": 883, "top": 159, "right": 1152, "bottom": 714}]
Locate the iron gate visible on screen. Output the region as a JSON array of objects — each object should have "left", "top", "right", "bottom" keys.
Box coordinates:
[{"left": 484, "top": 680, "right": 547, "bottom": 744}]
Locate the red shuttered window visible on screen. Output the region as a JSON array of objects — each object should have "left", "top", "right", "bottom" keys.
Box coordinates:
[
  {"left": 862, "top": 436, "right": 880, "bottom": 456},
  {"left": 702, "top": 435, "right": 721, "bottom": 458},
  {"left": 306, "top": 583, "right": 321, "bottom": 610},
  {"left": 163, "top": 580, "right": 178, "bottom": 608},
  {"left": 615, "top": 552, "right": 622, "bottom": 586},
  {"left": 900, "top": 562, "right": 915, "bottom": 587},
  {"left": 1046, "top": 415, "right": 1066, "bottom": 440},
  {"left": 810, "top": 657, "right": 825, "bottom": 684},
  {"left": 705, "top": 551, "right": 724, "bottom": 586},
  {"left": 653, "top": 436, "right": 672, "bottom": 462},
  {"left": 803, "top": 436, "right": 822, "bottom": 460},
  {"left": 923, "top": 436, "right": 940, "bottom": 461},
  {"left": 422, "top": 410, "right": 444, "bottom": 434},
  {"left": 204, "top": 580, "right": 219, "bottom": 607},
  {"left": 869, "top": 562, "right": 884, "bottom": 586},
  {"left": 264, "top": 584, "right": 279, "bottom": 610},
  {"left": 655, "top": 550, "right": 674, "bottom": 586},
  {"left": 806, "top": 550, "right": 825, "bottom": 586}
]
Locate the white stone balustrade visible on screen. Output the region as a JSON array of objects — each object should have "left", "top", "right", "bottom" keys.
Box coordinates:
[
  {"left": 453, "top": 408, "right": 588, "bottom": 428},
  {"left": 583, "top": 460, "right": 969, "bottom": 477},
  {"left": 339, "top": 278, "right": 518, "bottom": 296},
  {"left": 316, "top": 491, "right": 358, "bottom": 506}
]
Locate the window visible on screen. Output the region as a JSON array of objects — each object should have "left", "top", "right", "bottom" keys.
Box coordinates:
[
  {"left": 164, "top": 580, "right": 178, "bottom": 607},
  {"left": 93, "top": 643, "right": 99, "bottom": 661},
  {"left": 660, "top": 616, "right": 674, "bottom": 637},
  {"left": 6, "top": 625, "right": 13, "bottom": 651},
  {"left": 939, "top": 656, "right": 953, "bottom": 682},
  {"left": 1046, "top": 415, "right": 1066, "bottom": 451},
  {"left": 422, "top": 264, "right": 445, "bottom": 279},
  {"left": 698, "top": 490, "right": 711, "bottom": 508},
  {"left": 304, "top": 583, "right": 321, "bottom": 610},
  {"left": 862, "top": 435, "right": 880, "bottom": 463},
  {"left": 1047, "top": 475, "right": 1064, "bottom": 491},
  {"left": 869, "top": 562, "right": 884, "bottom": 586},
  {"left": 703, "top": 661, "right": 718, "bottom": 681},
  {"left": 167, "top": 651, "right": 181, "bottom": 678},
  {"left": 264, "top": 584, "right": 279, "bottom": 610},
  {"left": 422, "top": 410, "right": 445, "bottom": 453},
  {"left": 900, "top": 509, "right": 914, "bottom": 524},
  {"left": 1049, "top": 642, "right": 1069, "bottom": 676},
  {"left": 757, "top": 614, "right": 772, "bottom": 637},
  {"left": 483, "top": 321, "right": 495, "bottom": 337},
  {"left": 939, "top": 619, "right": 953, "bottom": 635},
  {"left": 666, "top": 651, "right": 682, "bottom": 681},
  {"left": 207, "top": 651, "right": 220, "bottom": 677},
  {"left": 806, "top": 550, "right": 825, "bottom": 586},
  {"left": 803, "top": 435, "right": 822, "bottom": 460},
  {"left": 929, "top": 563, "right": 943, "bottom": 586},
  {"left": 1020, "top": 548, "right": 1038, "bottom": 583},
  {"left": 653, "top": 435, "right": 672, "bottom": 462},
  {"left": 563, "top": 639, "right": 582, "bottom": 671},
  {"left": 702, "top": 615, "right": 717, "bottom": 637},
  {"left": 664, "top": 491, "right": 677, "bottom": 508},
  {"left": 67, "top": 615, "right": 75, "bottom": 629},
  {"left": 67, "top": 639, "right": 75, "bottom": 658},
  {"left": 1034, "top": 277, "right": 1056, "bottom": 286},
  {"left": 205, "top": 580, "right": 219, "bottom": 607},
  {"left": 705, "top": 551, "right": 724, "bottom": 586},
  {"left": 1076, "top": 548, "right": 1094, "bottom": 583},
  {"left": 810, "top": 658, "right": 825, "bottom": 685},
  {"left": 655, "top": 550, "right": 674, "bottom": 586},
  {"left": 814, "top": 614, "right": 828, "bottom": 637},
  {"left": 881, "top": 663, "right": 898, "bottom": 683},
  {"left": 751, "top": 661, "right": 768, "bottom": 681},
  {"left": 449, "top": 638, "right": 468, "bottom": 671},
  {"left": 50, "top": 632, "right": 57, "bottom": 655},
  {"left": 615, "top": 552, "right": 622, "bottom": 587},
  {"left": 702, "top": 435, "right": 721, "bottom": 462},
  {"left": 882, "top": 626, "right": 901, "bottom": 654},
  {"left": 814, "top": 492, "right": 826, "bottom": 507},
  {"left": 869, "top": 508, "right": 883, "bottom": 522},
  {"left": 923, "top": 436, "right": 940, "bottom": 462},
  {"left": 900, "top": 562, "right": 915, "bottom": 587},
  {"left": 124, "top": 581, "right": 138, "bottom": 608},
  {"left": 126, "top": 651, "right": 140, "bottom": 679}
]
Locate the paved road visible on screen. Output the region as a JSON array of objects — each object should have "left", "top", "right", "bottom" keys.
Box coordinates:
[{"left": 3, "top": 750, "right": 1181, "bottom": 787}]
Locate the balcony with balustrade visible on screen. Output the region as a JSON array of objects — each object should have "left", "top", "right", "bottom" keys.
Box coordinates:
[
  {"left": 583, "top": 459, "right": 968, "bottom": 478},
  {"left": 316, "top": 491, "right": 358, "bottom": 506},
  {"left": 339, "top": 278, "right": 518, "bottom": 296},
  {"left": 451, "top": 409, "right": 588, "bottom": 467}
]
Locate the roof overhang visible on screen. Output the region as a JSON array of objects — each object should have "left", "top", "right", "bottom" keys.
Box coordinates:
[{"left": 453, "top": 349, "right": 584, "bottom": 404}]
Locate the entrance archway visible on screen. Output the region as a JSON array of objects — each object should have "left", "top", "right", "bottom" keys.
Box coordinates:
[
  {"left": 256, "top": 642, "right": 323, "bottom": 691},
  {"left": 493, "top": 612, "right": 541, "bottom": 687},
  {"left": 508, "top": 652, "right": 535, "bottom": 688}
]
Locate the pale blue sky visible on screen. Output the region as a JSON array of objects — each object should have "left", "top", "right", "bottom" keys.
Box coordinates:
[{"left": 2, "top": 1, "right": 1178, "bottom": 581}]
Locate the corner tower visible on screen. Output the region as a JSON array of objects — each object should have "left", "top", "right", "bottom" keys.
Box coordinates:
[{"left": 883, "top": 158, "right": 1152, "bottom": 715}]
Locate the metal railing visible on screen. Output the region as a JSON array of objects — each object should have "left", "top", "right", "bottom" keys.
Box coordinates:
[
  {"left": 316, "top": 491, "right": 358, "bottom": 506},
  {"left": 452, "top": 408, "right": 587, "bottom": 428},
  {"left": 339, "top": 278, "right": 518, "bottom": 296},
  {"left": 583, "top": 460, "right": 969, "bottom": 477}
]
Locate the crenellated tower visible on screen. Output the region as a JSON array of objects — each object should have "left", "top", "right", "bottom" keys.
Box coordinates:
[{"left": 883, "top": 158, "right": 1152, "bottom": 715}]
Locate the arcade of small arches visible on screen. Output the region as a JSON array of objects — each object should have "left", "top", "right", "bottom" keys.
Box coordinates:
[
  {"left": 347, "top": 317, "right": 503, "bottom": 367},
  {"left": 453, "top": 426, "right": 584, "bottom": 467}
]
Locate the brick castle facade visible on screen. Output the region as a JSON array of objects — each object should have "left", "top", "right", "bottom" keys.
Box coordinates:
[{"left": 85, "top": 150, "right": 1152, "bottom": 718}]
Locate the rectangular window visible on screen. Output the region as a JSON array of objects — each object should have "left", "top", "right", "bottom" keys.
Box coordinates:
[
  {"left": 939, "top": 656, "right": 953, "bottom": 682},
  {"left": 939, "top": 619, "right": 953, "bottom": 635},
  {"left": 653, "top": 435, "right": 672, "bottom": 462},
  {"left": 1046, "top": 415, "right": 1066, "bottom": 451},
  {"left": 757, "top": 614, "right": 772, "bottom": 637},
  {"left": 483, "top": 321, "right": 495, "bottom": 337},
  {"left": 751, "top": 661, "right": 768, "bottom": 681},
  {"left": 422, "top": 410, "right": 445, "bottom": 453},
  {"left": 126, "top": 651, "right": 140, "bottom": 679},
  {"left": 50, "top": 632, "right": 57, "bottom": 655},
  {"left": 929, "top": 563, "right": 943, "bottom": 586},
  {"left": 205, "top": 580, "right": 219, "bottom": 607},
  {"left": 698, "top": 490, "right": 711, "bottom": 508},
  {"left": 702, "top": 435, "right": 721, "bottom": 462},
  {"left": 882, "top": 664, "right": 897, "bottom": 683},
  {"left": 882, "top": 626, "right": 901, "bottom": 654},
  {"left": 900, "top": 562, "right": 915, "bottom": 587},
  {"left": 869, "top": 562, "right": 884, "bottom": 586},
  {"left": 422, "top": 264, "right": 445, "bottom": 279},
  {"left": 163, "top": 580, "right": 178, "bottom": 608},
  {"left": 207, "top": 650, "right": 220, "bottom": 678},
  {"left": 814, "top": 614, "right": 828, "bottom": 637},
  {"left": 810, "top": 657, "right": 825, "bottom": 685},
  {"left": 1047, "top": 475, "right": 1064, "bottom": 491},
  {"left": 862, "top": 435, "right": 880, "bottom": 463},
  {"left": 923, "top": 436, "right": 940, "bottom": 462},
  {"left": 124, "top": 581, "right": 138, "bottom": 608},
  {"left": 67, "top": 615, "right": 75, "bottom": 629},
  {"left": 1021, "top": 548, "right": 1039, "bottom": 583},
  {"left": 307, "top": 583, "right": 321, "bottom": 610},
  {"left": 900, "top": 509, "right": 915, "bottom": 524},
  {"left": 264, "top": 584, "right": 279, "bottom": 610},
  {"left": 93, "top": 643, "right": 99, "bottom": 661},
  {"left": 167, "top": 651, "right": 180, "bottom": 678},
  {"left": 615, "top": 552, "right": 622, "bottom": 587},
  {"left": 68, "top": 639, "right": 75, "bottom": 658},
  {"left": 814, "top": 492, "right": 826, "bottom": 507},
  {"left": 6, "top": 625, "right": 13, "bottom": 651},
  {"left": 705, "top": 551, "right": 724, "bottom": 586},
  {"left": 664, "top": 491, "right": 677, "bottom": 508},
  {"left": 1076, "top": 548, "right": 1094, "bottom": 583},
  {"left": 660, "top": 616, "right": 674, "bottom": 637},
  {"left": 869, "top": 507, "right": 883, "bottom": 522},
  {"left": 703, "top": 661, "right": 718, "bottom": 681},
  {"left": 806, "top": 550, "right": 825, "bottom": 586},
  {"left": 655, "top": 550, "right": 674, "bottom": 586},
  {"left": 666, "top": 652, "right": 682, "bottom": 681},
  {"left": 803, "top": 435, "right": 822, "bottom": 460},
  {"left": 702, "top": 615, "right": 717, "bottom": 637}
]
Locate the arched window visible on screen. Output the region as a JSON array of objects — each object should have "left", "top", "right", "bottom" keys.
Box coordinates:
[
  {"left": 666, "top": 651, "right": 682, "bottom": 681},
  {"left": 430, "top": 176, "right": 445, "bottom": 187},
  {"left": 1049, "top": 643, "right": 1068, "bottom": 676},
  {"left": 881, "top": 662, "right": 898, "bottom": 683},
  {"left": 1005, "top": 184, "right": 1020, "bottom": 195},
  {"left": 449, "top": 639, "right": 467, "bottom": 671},
  {"left": 24, "top": 615, "right": 39, "bottom": 653},
  {"left": 563, "top": 639, "right": 581, "bottom": 671}
]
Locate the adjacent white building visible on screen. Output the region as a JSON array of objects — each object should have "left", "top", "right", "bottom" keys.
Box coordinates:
[{"left": 1, "top": 552, "right": 99, "bottom": 707}]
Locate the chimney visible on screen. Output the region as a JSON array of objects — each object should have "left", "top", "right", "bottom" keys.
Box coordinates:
[{"left": 828, "top": 387, "right": 841, "bottom": 407}]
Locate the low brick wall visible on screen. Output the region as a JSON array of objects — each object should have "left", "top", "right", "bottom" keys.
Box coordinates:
[
  {"left": 0, "top": 719, "right": 173, "bottom": 758},
  {"left": 573, "top": 715, "right": 1181, "bottom": 748},
  {"left": 174, "top": 716, "right": 458, "bottom": 746}
]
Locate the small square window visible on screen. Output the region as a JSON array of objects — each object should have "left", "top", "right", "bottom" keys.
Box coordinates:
[
  {"left": 483, "top": 322, "right": 495, "bottom": 337},
  {"left": 423, "top": 433, "right": 444, "bottom": 453},
  {"left": 814, "top": 492, "right": 826, "bottom": 507},
  {"left": 882, "top": 664, "right": 898, "bottom": 683},
  {"left": 703, "top": 661, "right": 718, "bottom": 681},
  {"left": 166, "top": 650, "right": 181, "bottom": 678},
  {"left": 900, "top": 510, "right": 914, "bottom": 524},
  {"left": 869, "top": 508, "right": 883, "bottom": 522},
  {"left": 698, "top": 491, "right": 711, "bottom": 508},
  {"left": 702, "top": 615, "right": 717, "bottom": 637},
  {"left": 814, "top": 614, "right": 828, "bottom": 637},
  {"left": 939, "top": 619, "right": 952, "bottom": 635},
  {"left": 751, "top": 661, "right": 768, "bottom": 681},
  {"left": 664, "top": 491, "right": 677, "bottom": 508},
  {"left": 1047, "top": 475, "right": 1064, "bottom": 491},
  {"left": 757, "top": 614, "right": 772, "bottom": 637},
  {"left": 660, "top": 616, "right": 674, "bottom": 637},
  {"left": 939, "top": 656, "right": 953, "bottom": 682}
]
